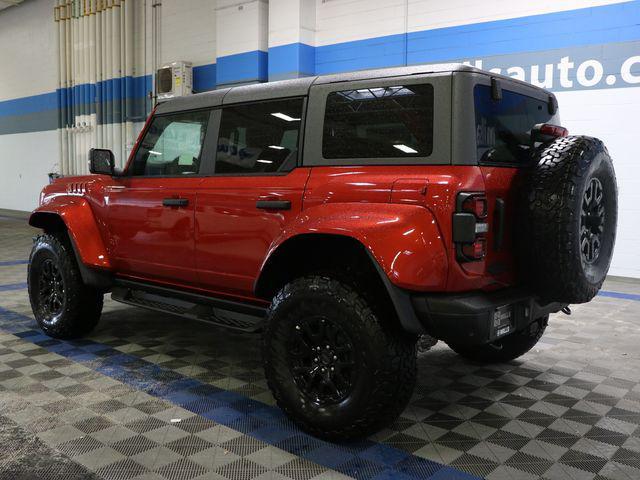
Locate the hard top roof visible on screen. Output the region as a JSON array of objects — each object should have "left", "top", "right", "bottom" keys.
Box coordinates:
[{"left": 155, "top": 63, "right": 550, "bottom": 115}]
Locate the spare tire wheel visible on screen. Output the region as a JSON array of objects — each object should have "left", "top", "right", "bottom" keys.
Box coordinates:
[{"left": 524, "top": 136, "right": 617, "bottom": 304}]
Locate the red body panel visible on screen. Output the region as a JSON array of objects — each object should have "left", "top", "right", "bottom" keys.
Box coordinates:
[
  {"left": 194, "top": 168, "right": 311, "bottom": 296},
  {"left": 30, "top": 179, "right": 111, "bottom": 270},
  {"left": 33, "top": 161, "right": 520, "bottom": 300},
  {"left": 105, "top": 177, "right": 199, "bottom": 286},
  {"left": 301, "top": 166, "right": 516, "bottom": 292}
]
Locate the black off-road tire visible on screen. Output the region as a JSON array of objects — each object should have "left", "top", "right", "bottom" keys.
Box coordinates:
[
  {"left": 524, "top": 136, "right": 617, "bottom": 303},
  {"left": 263, "top": 275, "right": 417, "bottom": 441},
  {"left": 448, "top": 316, "right": 548, "bottom": 363},
  {"left": 28, "top": 233, "right": 103, "bottom": 339}
]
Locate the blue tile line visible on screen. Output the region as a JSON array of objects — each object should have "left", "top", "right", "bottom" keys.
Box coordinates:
[
  {"left": 0, "top": 305, "right": 479, "bottom": 480},
  {"left": 0, "top": 260, "right": 29, "bottom": 267},
  {"left": 0, "top": 283, "right": 28, "bottom": 292},
  {"left": 598, "top": 290, "right": 640, "bottom": 302}
]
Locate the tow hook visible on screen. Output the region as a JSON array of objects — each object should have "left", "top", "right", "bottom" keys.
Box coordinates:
[{"left": 562, "top": 306, "right": 572, "bottom": 315}]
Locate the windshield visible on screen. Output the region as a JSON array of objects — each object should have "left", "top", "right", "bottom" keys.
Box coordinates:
[{"left": 474, "top": 85, "right": 558, "bottom": 166}]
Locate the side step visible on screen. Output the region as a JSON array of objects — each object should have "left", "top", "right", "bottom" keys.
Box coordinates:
[{"left": 111, "top": 279, "right": 266, "bottom": 332}]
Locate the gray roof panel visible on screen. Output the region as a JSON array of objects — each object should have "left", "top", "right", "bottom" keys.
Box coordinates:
[
  {"left": 223, "top": 77, "right": 316, "bottom": 104},
  {"left": 155, "top": 88, "right": 230, "bottom": 114},
  {"left": 153, "top": 63, "right": 553, "bottom": 114}
]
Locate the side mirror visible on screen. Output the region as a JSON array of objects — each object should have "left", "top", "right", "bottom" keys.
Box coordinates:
[{"left": 89, "top": 148, "right": 115, "bottom": 175}]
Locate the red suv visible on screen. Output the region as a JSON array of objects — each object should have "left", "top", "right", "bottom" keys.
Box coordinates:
[{"left": 28, "top": 64, "right": 617, "bottom": 440}]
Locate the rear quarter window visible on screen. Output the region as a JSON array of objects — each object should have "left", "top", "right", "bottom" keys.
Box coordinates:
[
  {"left": 322, "top": 84, "right": 434, "bottom": 159},
  {"left": 474, "top": 85, "right": 555, "bottom": 166}
]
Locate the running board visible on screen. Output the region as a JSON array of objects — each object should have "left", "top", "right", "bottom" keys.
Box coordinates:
[{"left": 111, "top": 279, "right": 266, "bottom": 333}]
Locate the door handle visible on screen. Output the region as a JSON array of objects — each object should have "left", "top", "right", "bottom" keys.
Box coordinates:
[
  {"left": 162, "top": 198, "right": 189, "bottom": 207},
  {"left": 256, "top": 200, "right": 291, "bottom": 210}
]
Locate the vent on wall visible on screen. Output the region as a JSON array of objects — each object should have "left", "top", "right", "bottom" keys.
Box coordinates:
[{"left": 156, "top": 61, "right": 193, "bottom": 101}]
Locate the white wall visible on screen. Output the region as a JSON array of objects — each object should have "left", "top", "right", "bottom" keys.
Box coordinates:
[
  {"left": 161, "top": 0, "right": 216, "bottom": 68},
  {"left": 557, "top": 87, "right": 640, "bottom": 278},
  {"left": 0, "top": 0, "right": 58, "bottom": 211},
  {"left": 0, "top": 0, "right": 57, "bottom": 102},
  {"left": 0, "top": 130, "right": 59, "bottom": 211},
  {"left": 216, "top": 0, "right": 268, "bottom": 58}
]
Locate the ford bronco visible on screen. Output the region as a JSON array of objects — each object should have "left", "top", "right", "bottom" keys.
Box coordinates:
[{"left": 27, "top": 64, "right": 617, "bottom": 440}]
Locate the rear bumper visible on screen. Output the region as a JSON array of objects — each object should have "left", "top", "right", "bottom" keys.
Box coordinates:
[{"left": 411, "top": 288, "right": 566, "bottom": 346}]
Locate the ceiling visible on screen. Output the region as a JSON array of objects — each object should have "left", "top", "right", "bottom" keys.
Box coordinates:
[{"left": 0, "top": 0, "right": 23, "bottom": 12}]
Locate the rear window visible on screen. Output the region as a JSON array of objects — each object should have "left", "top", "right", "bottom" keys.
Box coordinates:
[
  {"left": 474, "top": 85, "right": 554, "bottom": 166},
  {"left": 322, "top": 84, "right": 434, "bottom": 159}
]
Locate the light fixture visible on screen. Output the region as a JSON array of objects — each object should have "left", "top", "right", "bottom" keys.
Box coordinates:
[
  {"left": 256, "top": 159, "right": 273, "bottom": 164},
  {"left": 393, "top": 144, "right": 418, "bottom": 154},
  {"left": 268, "top": 145, "right": 285, "bottom": 150},
  {"left": 271, "top": 112, "right": 300, "bottom": 122}
]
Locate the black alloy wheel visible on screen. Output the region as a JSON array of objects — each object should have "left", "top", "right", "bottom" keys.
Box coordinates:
[
  {"left": 580, "top": 177, "right": 605, "bottom": 265},
  {"left": 288, "top": 315, "right": 357, "bottom": 406},
  {"left": 28, "top": 233, "right": 103, "bottom": 339},
  {"left": 262, "top": 275, "right": 417, "bottom": 440},
  {"left": 36, "top": 258, "right": 66, "bottom": 320}
]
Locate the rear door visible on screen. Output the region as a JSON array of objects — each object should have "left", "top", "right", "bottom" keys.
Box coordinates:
[
  {"left": 106, "top": 109, "right": 213, "bottom": 287},
  {"left": 195, "top": 97, "right": 309, "bottom": 298}
]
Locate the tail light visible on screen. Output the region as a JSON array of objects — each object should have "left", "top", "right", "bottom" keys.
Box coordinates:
[
  {"left": 539, "top": 124, "right": 568, "bottom": 137},
  {"left": 453, "top": 192, "right": 488, "bottom": 262},
  {"left": 531, "top": 123, "right": 568, "bottom": 144},
  {"left": 461, "top": 194, "right": 488, "bottom": 219}
]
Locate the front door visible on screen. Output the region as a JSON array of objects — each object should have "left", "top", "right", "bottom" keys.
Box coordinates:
[
  {"left": 195, "top": 97, "right": 308, "bottom": 298},
  {"left": 107, "top": 109, "right": 212, "bottom": 287}
]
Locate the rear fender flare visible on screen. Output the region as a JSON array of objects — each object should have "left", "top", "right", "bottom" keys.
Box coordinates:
[
  {"left": 265, "top": 202, "right": 449, "bottom": 291},
  {"left": 257, "top": 203, "right": 449, "bottom": 334}
]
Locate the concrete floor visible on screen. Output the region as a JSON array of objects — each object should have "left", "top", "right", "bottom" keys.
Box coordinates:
[{"left": 1, "top": 211, "right": 640, "bottom": 480}]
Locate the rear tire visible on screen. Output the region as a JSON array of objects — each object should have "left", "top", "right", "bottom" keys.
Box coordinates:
[
  {"left": 28, "top": 233, "right": 103, "bottom": 339},
  {"left": 262, "top": 275, "right": 416, "bottom": 441},
  {"left": 448, "top": 316, "right": 548, "bottom": 363}
]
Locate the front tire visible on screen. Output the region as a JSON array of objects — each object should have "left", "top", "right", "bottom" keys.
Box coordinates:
[
  {"left": 263, "top": 276, "right": 417, "bottom": 441},
  {"left": 28, "top": 233, "right": 103, "bottom": 339},
  {"left": 448, "top": 316, "right": 548, "bottom": 364}
]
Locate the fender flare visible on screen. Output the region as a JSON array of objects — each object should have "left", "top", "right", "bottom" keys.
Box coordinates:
[
  {"left": 29, "top": 197, "right": 112, "bottom": 289},
  {"left": 257, "top": 203, "right": 449, "bottom": 334}
]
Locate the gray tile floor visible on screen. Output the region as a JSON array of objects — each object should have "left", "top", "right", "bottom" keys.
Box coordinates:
[{"left": 1, "top": 212, "right": 640, "bottom": 480}]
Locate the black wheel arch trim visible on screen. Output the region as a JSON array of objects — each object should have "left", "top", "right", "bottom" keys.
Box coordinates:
[
  {"left": 362, "top": 250, "right": 426, "bottom": 335},
  {"left": 30, "top": 213, "right": 114, "bottom": 292}
]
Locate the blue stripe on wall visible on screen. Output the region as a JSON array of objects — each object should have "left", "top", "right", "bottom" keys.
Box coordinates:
[
  {"left": 193, "top": 63, "right": 217, "bottom": 92},
  {"left": 269, "top": 43, "right": 315, "bottom": 80},
  {"left": 315, "top": 0, "right": 640, "bottom": 74},
  {"left": 0, "top": 91, "right": 58, "bottom": 117},
  {"left": 315, "top": 33, "right": 408, "bottom": 75},
  {"left": 1, "top": 0, "right": 640, "bottom": 131},
  {"left": 216, "top": 50, "right": 268, "bottom": 86},
  {"left": 407, "top": 0, "right": 640, "bottom": 65}
]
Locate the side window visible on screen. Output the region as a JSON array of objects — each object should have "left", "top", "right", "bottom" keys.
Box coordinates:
[
  {"left": 322, "top": 84, "right": 434, "bottom": 159},
  {"left": 130, "top": 110, "right": 210, "bottom": 176},
  {"left": 474, "top": 85, "right": 554, "bottom": 165},
  {"left": 215, "top": 98, "right": 303, "bottom": 174}
]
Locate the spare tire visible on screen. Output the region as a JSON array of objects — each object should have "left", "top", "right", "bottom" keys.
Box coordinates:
[{"left": 524, "top": 136, "right": 617, "bottom": 304}]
